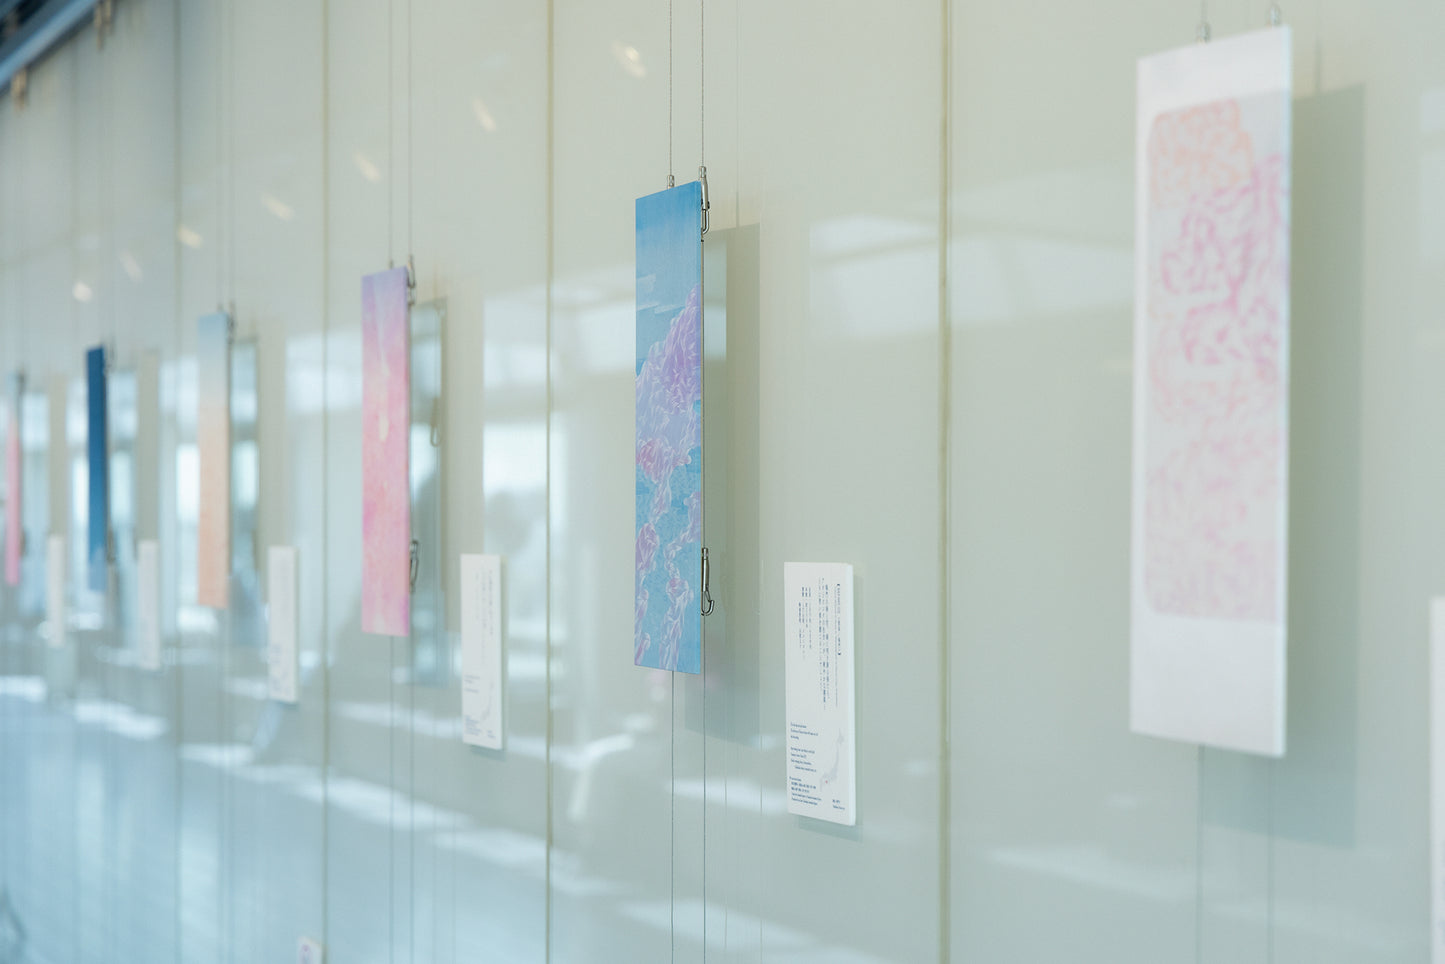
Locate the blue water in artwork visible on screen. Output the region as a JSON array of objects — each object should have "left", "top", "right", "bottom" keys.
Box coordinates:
[
  {"left": 86, "top": 346, "right": 107, "bottom": 593},
  {"left": 634, "top": 181, "right": 703, "bottom": 674}
]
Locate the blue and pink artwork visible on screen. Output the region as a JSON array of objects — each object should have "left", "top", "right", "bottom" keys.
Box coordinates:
[
  {"left": 86, "top": 345, "right": 108, "bottom": 593},
  {"left": 634, "top": 181, "right": 703, "bottom": 674}
]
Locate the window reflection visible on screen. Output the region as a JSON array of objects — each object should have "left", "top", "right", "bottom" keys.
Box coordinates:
[
  {"left": 109, "top": 369, "right": 137, "bottom": 647},
  {"left": 410, "top": 301, "right": 445, "bottom": 686},
  {"left": 230, "top": 340, "right": 262, "bottom": 646}
]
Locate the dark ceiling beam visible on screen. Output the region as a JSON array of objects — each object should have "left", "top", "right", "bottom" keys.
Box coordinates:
[{"left": 0, "top": 0, "right": 99, "bottom": 95}]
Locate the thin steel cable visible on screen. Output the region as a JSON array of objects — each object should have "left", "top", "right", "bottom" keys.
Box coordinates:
[
  {"left": 388, "top": 0, "right": 395, "bottom": 265},
  {"left": 696, "top": 4, "right": 706, "bottom": 948},
  {"left": 699, "top": 0, "right": 704, "bottom": 166},
  {"left": 214, "top": 0, "right": 223, "bottom": 307},
  {"left": 228, "top": 0, "right": 236, "bottom": 315},
  {"left": 670, "top": 674, "right": 676, "bottom": 961},
  {"left": 668, "top": 0, "right": 674, "bottom": 184},
  {"left": 406, "top": 0, "right": 413, "bottom": 259}
]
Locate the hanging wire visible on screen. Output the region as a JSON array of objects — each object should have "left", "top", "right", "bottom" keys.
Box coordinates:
[
  {"left": 1196, "top": 0, "right": 1211, "bottom": 42},
  {"left": 699, "top": 0, "right": 704, "bottom": 167},
  {"left": 667, "top": 0, "right": 674, "bottom": 187},
  {"left": 228, "top": 0, "right": 236, "bottom": 319},
  {"left": 214, "top": 0, "right": 223, "bottom": 310},
  {"left": 406, "top": 0, "right": 413, "bottom": 261},
  {"left": 697, "top": 0, "right": 710, "bottom": 233},
  {"left": 387, "top": 0, "right": 395, "bottom": 266}
]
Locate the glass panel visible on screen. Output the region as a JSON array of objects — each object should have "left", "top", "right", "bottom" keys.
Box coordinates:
[
  {"left": 229, "top": 338, "right": 261, "bottom": 644},
  {"left": 109, "top": 369, "right": 137, "bottom": 649},
  {"left": 410, "top": 299, "right": 445, "bottom": 687}
]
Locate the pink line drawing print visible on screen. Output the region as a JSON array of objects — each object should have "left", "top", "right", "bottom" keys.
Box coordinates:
[{"left": 1144, "top": 95, "right": 1288, "bottom": 622}]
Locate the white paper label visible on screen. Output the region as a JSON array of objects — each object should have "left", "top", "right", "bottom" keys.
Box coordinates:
[
  {"left": 1432, "top": 598, "right": 1445, "bottom": 963},
  {"left": 136, "top": 539, "right": 161, "bottom": 670},
  {"left": 460, "top": 553, "right": 503, "bottom": 749},
  {"left": 46, "top": 534, "right": 65, "bottom": 649},
  {"left": 296, "top": 936, "right": 324, "bottom": 964},
  {"left": 784, "top": 561, "right": 855, "bottom": 826},
  {"left": 268, "top": 546, "right": 299, "bottom": 704}
]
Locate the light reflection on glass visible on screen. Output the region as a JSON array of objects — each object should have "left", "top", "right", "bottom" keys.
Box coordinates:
[{"left": 611, "top": 41, "right": 647, "bottom": 79}]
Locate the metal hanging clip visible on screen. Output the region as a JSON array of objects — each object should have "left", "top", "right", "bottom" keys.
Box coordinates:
[
  {"left": 699, "top": 166, "right": 711, "bottom": 237},
  {"left": 11, "top": 67, "right": 26, "bottom": 111},
  {"left": 405, "top": 255, "right": 417, "bottom": 307},
  {"left": 409, "top": 539, "right": 420, "bottom": 594},
  {"left": 95, "top": 0, "right": 114, "bottom": 50},
  {"left": 700, "top": 547, "right": 714, "bottom": 617},
  {"left": 1268, "top": 3, "right": 1282, "bottom": 26},
  {"left": 429, "top": 398, "right": 441, "bottom": 448}
]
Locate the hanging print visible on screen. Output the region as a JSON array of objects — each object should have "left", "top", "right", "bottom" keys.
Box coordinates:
[
  {"left": 635, "top": 181, "right": 703, "bottom": 674},
  {"left": 1130, "top": 28, "right": 1292, "bottom": 756},
  {"left": 85, "top": 345, "right": 108, "bottom": 593},
  {"left": 196, "top": 313, "right": 231, "bottom": 608},
  {"left": 361, "top": 267, "right": 411, "bottom": 637}
]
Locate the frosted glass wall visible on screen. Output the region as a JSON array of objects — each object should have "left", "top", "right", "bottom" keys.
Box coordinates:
[{"left": 0, "top": 0, "right": 1437, "bottom": 961}]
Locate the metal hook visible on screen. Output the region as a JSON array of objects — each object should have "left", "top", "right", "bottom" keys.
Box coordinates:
[
  {"left": 700, "top": 547, "right": 714, "bottom": 617},
  {"left": 1268, "top": 3, "right": 1282, "bottom": 26},
  {"left": 699, "top": 165, "right": 711, "bottom": 237},
  {"left": 405, "top": 255, "right": 417, "bottom": 307},
  {"left": 409, "top": 539, "right": 420, "bottom": 594}
]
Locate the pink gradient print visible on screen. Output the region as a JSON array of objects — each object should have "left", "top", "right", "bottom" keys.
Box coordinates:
[
  {"left": 361, "top": 267, "right": 411, "bottom": 636},
  {"left": 4, "top": 390, "right": 19, "bottom": 587},
  {"left": 634, "top": 283, "right": 702, "bottom": 672},
  {"left": 1144, "top": 95, "right": 1288, "bottom": 621},
  {"left": 196, "top": 313, "right": 231, "bottom": 608}
]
